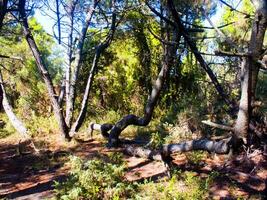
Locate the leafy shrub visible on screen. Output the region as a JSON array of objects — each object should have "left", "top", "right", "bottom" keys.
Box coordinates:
[
  {"left": 53, "top": 154, "right": 137, "bottom": 200},
  {"left": 27, "top": 115, "right": 59, "bottom": 137}
]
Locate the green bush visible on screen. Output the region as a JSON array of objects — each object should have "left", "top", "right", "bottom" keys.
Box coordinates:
[{"left": 53, "top": 154, "right": 137, "bottom": 200}]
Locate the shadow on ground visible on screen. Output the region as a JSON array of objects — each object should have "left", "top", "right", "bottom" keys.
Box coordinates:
[{"left": 0, "top": 139, "right": 266, "bottom": 199}]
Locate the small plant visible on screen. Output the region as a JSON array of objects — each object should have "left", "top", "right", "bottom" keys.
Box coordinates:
[
  {"left": 186, "top": 151, "right": 206, "bottom": 165},
  {"left": 149, "top": 132, "right": 164, "bottom": 149}
]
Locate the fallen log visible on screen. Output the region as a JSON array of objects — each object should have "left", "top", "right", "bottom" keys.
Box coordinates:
[{"left": 125, "top": 137, "right": 232, "bottom": 161}]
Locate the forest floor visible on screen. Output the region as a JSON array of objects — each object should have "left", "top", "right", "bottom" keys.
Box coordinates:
[{"left": 0, "top": 133, "right": 266, "bottom": 200}]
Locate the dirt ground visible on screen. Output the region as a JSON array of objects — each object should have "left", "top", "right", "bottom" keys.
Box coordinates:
[{"left": 0, "top": 135, "right": 266, "bottom": 200}]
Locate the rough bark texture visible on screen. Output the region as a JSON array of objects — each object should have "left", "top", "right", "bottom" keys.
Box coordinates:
[
  {"left": 0, "top": 0, "right": 7, "bottom": 30},
  {"left": 65, "top": 0, "right": 99, "bottom": 126},
  {"left": 65, "top": 0, "right": 76, "bottom": 126},
  {"left": 19, "top": 0, "right": 70, "bottom": 139},
  {"left": 0, "top": 69, "right": 28, "bottom": 137},
  {"left": 234, "top": 0, "right": 267, "bottom": 139}
]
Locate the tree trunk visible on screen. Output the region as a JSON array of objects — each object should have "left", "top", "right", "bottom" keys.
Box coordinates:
[
  {"left": 0, "top": 0, "right": 7, "bottom": 30},
  {"left": 58, "top": 77, "right": 65, "bottom": 107},
  {"left": 0, "top": 69, "right": 28, "bottom": 137},
  {"left": 125, "top": 138, "right": 232, "bottom": 161},
  {"left": 19, "top": 0, "right": 70, "bottom": 139},
  {"left": 64, "top": 0, "right": 76, "bottom": 125},
  {"left": 65, "top": 0, "right": 99, "bottom": 126},
  {"left": 234, "top": 0, "right": 267, "bottom": 140},
  {"left": 69, "top": 49, "right": 102, "bottom": 136}
]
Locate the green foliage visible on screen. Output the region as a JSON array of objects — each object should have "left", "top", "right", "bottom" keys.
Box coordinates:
[
  {"left": 0, "top": 17, "right": 63, "bottom": 119},
  {"left": 186, "top": 151, "right": 206, "bottom": 165},
  {"left": 136, "top": 171, "right": 218, "bottom": 200},
  {"left": 53, "top": 154, "right": 137, "bottom": 200},
  {"left": 27, "top": 115, "right": 59, "bottom": 137},
  {"left": 0, "top": 113, "right": 16, "bottom": 138}
]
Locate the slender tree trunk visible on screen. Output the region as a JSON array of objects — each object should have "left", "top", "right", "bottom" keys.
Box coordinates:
[
  {"left": 70, "top": 5, "right": 117, "bottom": 135},
  {"left": 55, "top": 0, "right": 61, "bottom": 44},
  {"left": 0, "top": 0, "right": 7, "bottom": 30},
  {"left": 0, "top": 69, "right": 28, "bottom": 137},
  {"left": 65, "top": 0, "right": 76, "bottom": 126},
  {"left": 65, "top": 0, "right": 100, "bottom": 126},
  {"left": 234, "top": 0, "right": 267, "bottom": 140},
  {"left": 69, "top": 49, "right": 102, "bottom": 135},
  {"left": 19, "top": 0, "right": 70, "bottom": 139}
]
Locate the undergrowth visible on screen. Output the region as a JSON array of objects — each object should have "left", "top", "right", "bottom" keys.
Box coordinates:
[
  {"left": 53, "top": 152, "right": 218, "bottom": 200},
  {"left": 53, "top": 153, "right": 138, "bottom": 200}
]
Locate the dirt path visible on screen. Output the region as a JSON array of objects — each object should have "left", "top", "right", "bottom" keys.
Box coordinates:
[{"left": 0, "top": 138, "right": 266, "bottom": 199}]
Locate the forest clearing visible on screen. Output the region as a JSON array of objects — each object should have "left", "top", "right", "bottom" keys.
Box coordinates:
[{"left": 0, "top": 0, "right": 267, "bottom": 199}]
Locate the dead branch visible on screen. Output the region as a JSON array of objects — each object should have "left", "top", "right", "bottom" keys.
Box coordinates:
[{"left": 201, "top": 120, "right": 233, "bottom": 131}]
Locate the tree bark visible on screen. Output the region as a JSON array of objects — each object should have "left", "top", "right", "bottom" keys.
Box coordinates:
[
  {"left": 234, "top": 0, "right": 267, "bottom": 140},
  {"left": 0, "top": 69, "right": 28, "bottom": 137},
  {"left": 0, "top": 0, "right": 7, "bottom": 31},
  {"left": 55, "top": 0, "right": 61, "bottom": 44},
  {"left": 65, "top": 0, "right": 100, "bottom": 126},
  {"left": 58, "top": 77, "right": 65, "bottom": 107},
  {"left": 64, "top": 0, "right": 76, "bottom": 126},
  {"left": 19, "top": 0, "right": 70, "bottom": 139}
]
